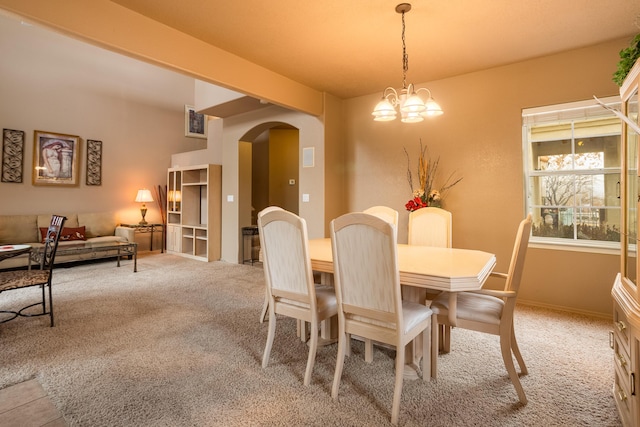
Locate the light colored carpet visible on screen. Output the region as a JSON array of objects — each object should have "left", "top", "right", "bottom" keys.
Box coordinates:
[{"left": 0, "top": 253, "right": 620, "bottom": 426}]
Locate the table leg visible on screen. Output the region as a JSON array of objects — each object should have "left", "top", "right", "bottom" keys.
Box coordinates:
[
  {"left": 448, "top": 292, "right": 457, "bottom": 327},
  {"left": 132, "top": 243, "right": 137, "bottom": 272}
]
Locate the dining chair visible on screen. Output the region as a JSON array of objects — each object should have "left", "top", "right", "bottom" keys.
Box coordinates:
[
  {"left": 258, "top": 208, "right": 337, "bottom": 386},
  {"left": 363, "top": 205, "right": 399, "bottom": 227},
  {"left": 430, "top": 213, "right": 532, "bottom": 404},
  {"left": 0, "top": 215, "right": 66, "bottom": 327},
  {"left": 362, "top": 205, "right": 399, "bottom": 361},
  {"left": 408, "top": 207, "right": 452, "bottom": 248},
  {"left": 258, "top": 206, "right": 284, "bottom": 323},
  {"left": 330, "top": 212, "right": 433, "bottom": 425}
]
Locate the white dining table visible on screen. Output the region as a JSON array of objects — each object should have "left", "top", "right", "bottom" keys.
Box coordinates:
[
  {"left": 307, "top": 238, "right": 497, "bottom": 378},
  {"left": 308, "top": 238, "right": 496, "bottom": 325}
]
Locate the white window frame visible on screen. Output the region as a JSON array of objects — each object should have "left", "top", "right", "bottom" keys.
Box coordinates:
[{"left": 522, "top": 96, "right": 622, "bottom": 254}]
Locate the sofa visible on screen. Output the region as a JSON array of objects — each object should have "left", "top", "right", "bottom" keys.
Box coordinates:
[{"left": 0, "top": 212, "right": 135, "bottom": 269}]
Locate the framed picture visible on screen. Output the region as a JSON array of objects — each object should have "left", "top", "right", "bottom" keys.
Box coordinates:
[
  {"left": 86, "top": 139, "right": 102, "bottom": 186},
  {"left": 2, "top": 128, "right": 25, "bottom": 183},
  {"left": 32, "top": 130, "right": 80, "bottom": 187},
  {"left": 185, "top": 105, "right": 208, "bottom": 139}
]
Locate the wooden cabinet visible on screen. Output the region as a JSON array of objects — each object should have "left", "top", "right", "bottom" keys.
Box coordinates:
[
  {"left": 166, "top": 164, "right": 221, "bottom": 261},
  {"left": 613, "top": 58, "right": 640, "bottom": 427}
]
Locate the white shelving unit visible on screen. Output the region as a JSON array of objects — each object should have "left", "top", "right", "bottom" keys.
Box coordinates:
[{"left": 166, "top": 164, "right": 221, "bottom": 261}]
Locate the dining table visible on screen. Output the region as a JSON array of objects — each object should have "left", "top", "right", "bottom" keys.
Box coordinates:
[
  {"left": 307, "top": 237, "right": 497, "bottom": 378},
  {"left": 0, "top": 244, "right": 32, "bottom": 263}
]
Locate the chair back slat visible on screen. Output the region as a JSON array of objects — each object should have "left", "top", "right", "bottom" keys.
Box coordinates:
[{"left": 41, "top": 215, "right": 66, "bottom": 270}]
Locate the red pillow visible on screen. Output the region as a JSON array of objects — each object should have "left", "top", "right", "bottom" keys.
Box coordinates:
[{"left": 40, "top": 226, "right": 86, "bottom": 243}]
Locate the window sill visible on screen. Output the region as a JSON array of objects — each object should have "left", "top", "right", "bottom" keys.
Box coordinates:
[{"left": 529, "top": 240, "right": 621, "bottom": 256}]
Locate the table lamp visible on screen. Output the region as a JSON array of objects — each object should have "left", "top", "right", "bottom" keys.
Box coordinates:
[{"left": 135, "top": 189, "right": 154, "bottom": 225}]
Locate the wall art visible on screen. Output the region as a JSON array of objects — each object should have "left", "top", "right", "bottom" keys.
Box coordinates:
[
  {"left": 1, "top": 128, "right": 25, "bottom": 183},
  {"left": 86, "top": 139, "right": 102, "bottom": 186},
  {"left": 32, "top": 130, "right": 80, "bottom": 187},
  {"left": 185, "top": 105, "right": 208, "bottom": 139}
]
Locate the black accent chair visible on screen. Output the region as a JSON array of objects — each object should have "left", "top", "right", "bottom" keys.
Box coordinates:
[{"left": 0, "top": 215, "right": 66, "bottom": 326}]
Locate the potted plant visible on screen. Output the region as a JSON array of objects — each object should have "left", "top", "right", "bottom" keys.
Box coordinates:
[{"left": 613, "top": 33, "right": 640, "bottom": 86}]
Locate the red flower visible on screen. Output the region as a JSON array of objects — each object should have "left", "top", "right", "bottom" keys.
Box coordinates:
[{"left": 405, "top": 196, "right": 428, "bottom": 212}]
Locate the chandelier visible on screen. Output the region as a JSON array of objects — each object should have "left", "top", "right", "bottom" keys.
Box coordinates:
[{"left": 372, "top": 3, "right": 443, "bottom": 123}]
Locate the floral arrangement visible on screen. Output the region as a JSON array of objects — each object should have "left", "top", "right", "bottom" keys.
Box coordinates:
[{"left": 404, "top": 140, "right": 462, "bottom": 212}]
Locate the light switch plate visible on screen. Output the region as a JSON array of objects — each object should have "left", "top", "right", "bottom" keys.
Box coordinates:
[
  {"left": 227, "top": 195, "right": 234, "bottom": 202},
  {"left": 302, "top": 194, "right": 310, "bottom": 202}
]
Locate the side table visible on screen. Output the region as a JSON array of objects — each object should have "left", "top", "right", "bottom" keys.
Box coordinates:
[
  {"left": 119, "top": 223, "right": 164, "bottom": 253},
  {"left": 241, "top": 226, "right": 260, "bottom": 265}
]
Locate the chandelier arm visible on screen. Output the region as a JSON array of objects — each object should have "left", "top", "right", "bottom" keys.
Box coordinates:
[
  {"left": 382, "top": 87, "right": 400, "bottom": 105},
  {"left": 414, "top": 87, "right": 433, "bottom": 98}
]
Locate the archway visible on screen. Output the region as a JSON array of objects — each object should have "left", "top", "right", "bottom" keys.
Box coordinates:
[{"left": 238, "top": 121, "right": 299, "bottom": 262}]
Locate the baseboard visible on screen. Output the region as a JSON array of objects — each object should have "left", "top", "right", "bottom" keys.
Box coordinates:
[{"left": 517, "top": 299, "right": 612, "bottom": 321}]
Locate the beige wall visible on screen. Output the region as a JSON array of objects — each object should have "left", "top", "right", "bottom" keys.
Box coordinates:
[
  {"left": 0, "top": 13, "right": 203, "bottom": 225},
  {"left": 269, "top": 129, "right": 299, "bottom": 213},
  {"left": 341, "top": 38, "right": 626, "bottom": 317}
]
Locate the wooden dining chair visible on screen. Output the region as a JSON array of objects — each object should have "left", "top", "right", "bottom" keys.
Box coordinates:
[
  {"left": 408, "top": 207, "right": 452, "bottom": 248},
  {"left": 0, "top": 215, "right": 66, "bottom": 327},
  {"left": 430, "top": 214, "right": 532, "bottom": 404},
  {"left": 363, "top": 205, "right": 399, "bottom": 227},
  {"left": 258, "top": 208, "right": 337, "bottom": 386},
  {"left": 258, "top": 206, "right": 284, "bottom": 323},
  {"left": 362, "top": 205, "right": 399, "bottom": 361},
  {"left": 330, "top": 212, "right": 433, "bottom": 425}
]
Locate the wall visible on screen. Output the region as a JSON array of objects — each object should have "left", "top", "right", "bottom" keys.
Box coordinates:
[
  {"left": 269, "top": 129, "right": 299, "bottom": 213},
  {"left": 220, "top": 107, "right": 325, "bottom": 263},
  {"left": 342, "top": 38, "right": 627, "bottom": 317},
  {"left": 0, "top": 14, "right": 204, "bottom": 226}
]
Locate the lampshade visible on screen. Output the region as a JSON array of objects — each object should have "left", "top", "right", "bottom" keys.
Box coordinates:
[
  {"left": 135, "top": 189, "right": 154, "bottom": 203},
  {"left": 167, "top": 190, "right": 182, "bottom": 202}
]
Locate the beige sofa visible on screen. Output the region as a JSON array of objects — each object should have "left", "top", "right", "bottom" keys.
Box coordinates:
[{"left": 0, "top": 212, "right": 135, "bottom": 269}]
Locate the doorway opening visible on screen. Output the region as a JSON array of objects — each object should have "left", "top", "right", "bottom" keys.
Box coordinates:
[{"left": 238, "top": 122, "right": 299, "bottom": 263}]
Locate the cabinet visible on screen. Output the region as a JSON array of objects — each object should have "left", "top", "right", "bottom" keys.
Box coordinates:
[
  {"left": 166, "top": 164, "right": 221, "bottom": 261},
  {"left": 613, "top": 57, "right": 640, "bottom": 427}
]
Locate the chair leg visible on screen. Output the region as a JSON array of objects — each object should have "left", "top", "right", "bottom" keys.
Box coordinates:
[
  {"left": 47, "top": 282, "right": 54, "bottom": 327},
  {"left": 500, "top": 329, "right": 527, "bottom": 404},
  {"left": 332, "top": 331, "right": 347, "bottom": 399},
  {"left": 304, "top": 319, "right": 318, "bottom": 386},
  {"left": 442, "top": 324, "right": 451, "bottom": 353},
  {"left": 430, "top": 313, "right": 438, "bottom": 379},
  {"left": 510, "top": 325, "right": 528, "bottom": 375},
  {"left": 262, "top": 309, "right": 277, "bottom": 369},
  {"left": 422, "top": 322, "right": 431, "bottom": 382},
  {"left": 259, "top": 289, "right": 268, "bottom": 323},
  {"left": 365, "top": 339, "right": 373, "bottom": 363},
  {"left": 391, "top": 342, "right": 404, "bottom": 425}
]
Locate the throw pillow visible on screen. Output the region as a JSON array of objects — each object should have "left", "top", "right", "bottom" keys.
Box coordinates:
[{"left": 40, "top": 226, "right": 86, "bottom": 243}]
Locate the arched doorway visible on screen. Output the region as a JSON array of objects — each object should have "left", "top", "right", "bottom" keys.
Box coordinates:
[{"left": 238, "top": 122, "right": 299, "bottom": 262}]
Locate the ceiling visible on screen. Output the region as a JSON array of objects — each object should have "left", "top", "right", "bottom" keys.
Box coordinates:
[{"left": 110, "top": 0, "right": 640, "bottom": 100}]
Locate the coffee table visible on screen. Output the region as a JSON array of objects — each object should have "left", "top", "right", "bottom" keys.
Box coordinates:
[
  {"left": 30, "top": 241, "right": 138, "bottom": 272},
  {"left": 0, "top": 244, "right": 31, "bottom": 262}
]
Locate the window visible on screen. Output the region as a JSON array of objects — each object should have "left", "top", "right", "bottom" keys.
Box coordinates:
[{"left": 523, "top": 97, "right": 622, "bottom": 249}]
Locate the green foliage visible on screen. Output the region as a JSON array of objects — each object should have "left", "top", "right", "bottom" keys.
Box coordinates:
[{"left": 613, "top": 33, "right": 640, "bottom": 86}]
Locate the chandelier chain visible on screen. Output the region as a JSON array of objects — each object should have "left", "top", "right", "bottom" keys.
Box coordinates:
[{"left": 401, "top": 10, "right": 408, "bottom": 89}]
